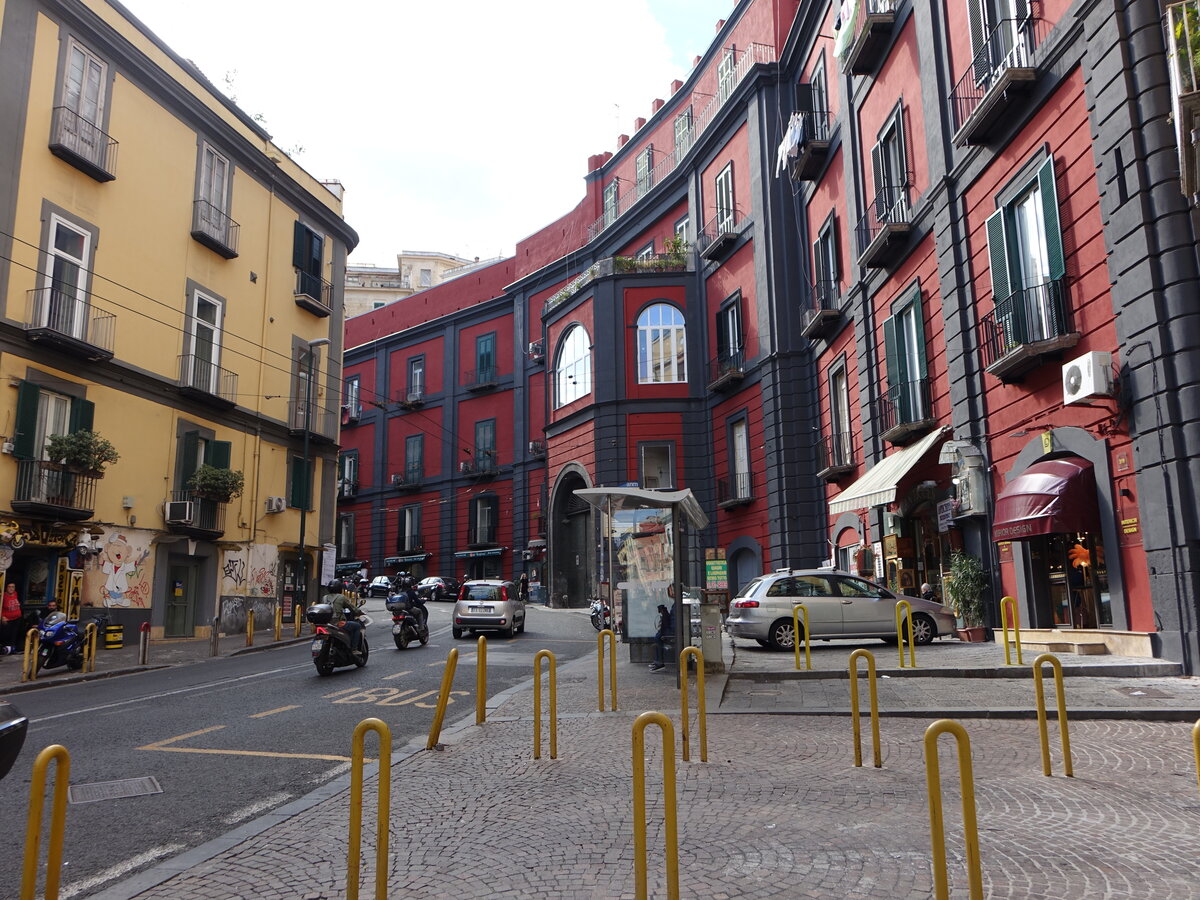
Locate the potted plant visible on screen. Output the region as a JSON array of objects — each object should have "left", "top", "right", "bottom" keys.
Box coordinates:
[
  {"left": 45, "top": 430, "right": 120, "bottom": 476},
  {"left": 187, "top": 465, "right": 245, "bottom": 502},
  {"left": 944, "top": 550, "right": 988, "bottom": 642}
]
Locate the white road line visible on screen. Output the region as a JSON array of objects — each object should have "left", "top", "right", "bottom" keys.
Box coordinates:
[
  {"left": 59, "top": 843, "right": 186, "bottom": 899},
  {"left": 221, "top": 791, "right": 293, "bottom": 825}
]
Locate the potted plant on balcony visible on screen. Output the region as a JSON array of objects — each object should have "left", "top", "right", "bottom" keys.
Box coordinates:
[
  {"left": 187, "top": 465, "right": 245, "bottom": 503},
  {"left": 45, "top": 430, "right": 120, "bottom": 477},
  {"left": 664, "top": 236, "right": 689, "bottom": 267},
  {"left": 945, "top": 550, "right": 988, "bottom": 642}
]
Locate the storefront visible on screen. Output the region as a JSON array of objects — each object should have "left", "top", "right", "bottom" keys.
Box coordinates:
[{"left": 453, "top": 548, "right": 502, "bottom": 581}]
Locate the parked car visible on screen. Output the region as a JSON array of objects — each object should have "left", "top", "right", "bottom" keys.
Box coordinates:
[
  {"left": 453, "top": 580, "right": 524, "bottom": 639},
  {"left": 366, "top": 576, "right": 394, "bottom": 598},
  {"left": 0, "top": 699, "right": 28, "bottom": 781},
  {"left": 725, "top": 568, "right": 956, "bottom": 651},
  {"left": 416, "top": 575, "right": 460, "bottom": 602}
]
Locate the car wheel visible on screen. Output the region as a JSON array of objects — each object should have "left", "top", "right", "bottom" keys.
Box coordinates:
[
  {"left": 452, "top": 627, "right": 463, "bottom": 639},
  {"left": 911, "top": 613, "right": 936, "bottom": 645},
  {"left": 755, "top": 639, "right": 770, "bottom": 648},
  {"left": 767, "top": 618, "right": 797, "bottom": 651},
  {"left": 434, "top": 587, "right": 445, "bottom": 602},
  {"left": 517, "top": 615, "right": 525, "bottom": 635},
  {"left": 504, "top": 622, "right": 516, "bottom": 638}
]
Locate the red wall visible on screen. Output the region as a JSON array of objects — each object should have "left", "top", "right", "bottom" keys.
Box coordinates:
[
  {"left": 387, "top": 407, "right": 443, "bottom": 480},
  {"left": 859, "top": 17, "right": 929, "bottom": 202},
  {"left": 626, "top": 413, "right": 686, "bottom": 487},
  {"left": 701, "top": 124, "right": 752, "bottom": 227},
  {"left": 389, "top": 335, "right": 444, "bottom": 399},
  {"left": 705, "top": 240, "right": 759, "bottom": 361}
]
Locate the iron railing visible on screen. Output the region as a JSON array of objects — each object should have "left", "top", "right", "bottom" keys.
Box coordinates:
[
  {"left": 337, "top": 479, "right": 357, "bottom": 500},
  {"left": 288, "top": 401, "right": 337, "bottom": 436},
  {"left": 812, "top": 279, "right": 840, "bottom": 311},
  {"left": 855, "top": 177, "right": 913, "bottom": 257},
  {"left": 463, "top": 367, "right": 498, "bottom": 390},
  {"left": 468, "top": 524, "right": 497, "bottom": 546},
  {"left": 394, "top": 463, "right": 423, "bottom": 488},
  {"left": 529, "top": 440, "right": 546, "bottom": 457},
  {"left": 25, "top": 287, "right": 116, "bottom": 355},
  {"left": 818, "top": 431, "right": 854, "bottom": 473},
  {"left": 178, "top": 353, "right": 238, "bottom": 404},
  {"left": 842, "top": 0, "right": 898, "bottom": 73},
  {"left": 718, "top": 471, "right": 754, "bottom": 505},
  {"left": 49, "top": 106, "right": 117, "bottom": 180},
  {"left": 191, "top": 199, "right": 240, "bottom": 257},
  {"left": 12, "top": 460, "right": 96, "bottom": 515},
  {"left": 397, "top": 533, "right": 424, "bottom": 553},
  {"left": 167, "top": 490, "right": 226, "bottom": 533},
  {"left": 544, "top": 253, "right": 692, "bottom": 313},
  {"left": 698, "top": 207, "right": 750, "bottom": 256},
  {"left": 295, "top": 270, "right": 333, "bottom": 313},
  {"left": 979, "top": 278, "right": 1072, "bottom": 367},
  {"left": 708, "top": 349, "right": 745, "bottom": 386},
  {"left": 876, "top": 377, "right": 932, "bottom": 434},
  {"left": 951, "top": 18, "right": 1037, "bottom": 134}
]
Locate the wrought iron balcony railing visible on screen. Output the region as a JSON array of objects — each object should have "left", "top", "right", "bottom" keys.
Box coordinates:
[
  {"left": 165, "top": 489, "right": 226, "bottom": 535},
  {"left": 397, "top": 533, "right": 424, "bottom": 553},
  {"left": 49, "top": 106, "right": 117, "bottom": 181},
  {"left": 12, "top": 460, "right": 96, "bottom": 519},
  {"left": 855, "top": 177, "right": 913, "bottom": 266},
  {"left": 707, "top": 349, "right": 746, "bottom": 392},
  {"left": 543, "top": 252, "right": 693, "bottom": 314},
  {"left": 392, "top": 463, "right": 423, "bottom": 490},
  {"left": 817, "top": 431, "right": 854, "bottom": 480},
  {"left": 717, "top": 471, "right": 754, "bottom": 507},
  {"left": 784, "top": 110, "right": 834, "bottom": 181},
  {"left": 191, "top": 199, "right": 240, "bottom": 258},
  {"left": 337, "top": 479, "right": 357, "bottom": 500},
  {"left": 950, "top": 18, "right": 1039, "bottom": 144},
  {"left": 698, "top": 207, "right": 750, "bottom": 260},
  {"left": 463, "top": 367, "right": 498, "bottom": 391},
  {"left": 876, "top": 377, "right": 934, "bottom": 444},
  {"left": 295, "top": 270, "right": 333, "bottom": 317},
  {"left": 841, "top": 0, "right": 897, "bottom": 75},
  {"left": 979, "top": 278, "right": 1077, "bottom": 380},
  {"left": 468, "top": 524, "right": 498, "bottom": 546},
  {"left": 288, "top": 401, "right": 337, "bottom": 438},
  {"left": 803, "top": 279, "right": 843, "bottom": 340},
  {"left": 24, "top": 287, "right": 116, "bottom": 360},
  {"left": 178, "top": 353, "right": 238, "bottom": 405}
]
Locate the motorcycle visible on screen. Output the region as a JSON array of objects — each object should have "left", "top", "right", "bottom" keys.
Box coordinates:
[
  {"left": 387, "top": 593, "right": 429, "bottom": 650},
  {"left": 307, "top": 604, "right": 370, "bottom": 676},
  {"left": 589, "top": 597, "right": 613, "bottom": 632},
  {"left": 37, "top": 612, "right": 109, "bottom": 672}
]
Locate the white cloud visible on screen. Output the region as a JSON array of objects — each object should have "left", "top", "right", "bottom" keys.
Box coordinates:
[{"left": 122, "top": 0, "right": 735, "bottom": 263}]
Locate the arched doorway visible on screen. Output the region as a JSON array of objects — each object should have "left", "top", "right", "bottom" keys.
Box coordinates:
[
  {"left": 549, "top": 467, "right": 592, "bottom": 608},
  {"left": 729, "top": 545, "right": 761, "bottom": 597}
]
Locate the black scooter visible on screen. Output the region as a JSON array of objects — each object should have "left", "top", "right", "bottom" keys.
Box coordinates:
[
  {"left": 387, "top": 593, "right": 429, "bottom": 650},
  {"left": 307, "top": 604, "right": 370, "bottom": 675}
]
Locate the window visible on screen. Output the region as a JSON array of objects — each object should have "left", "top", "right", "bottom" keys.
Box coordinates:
[
  {"left": 810, "top": 55, "right": 828, "bottom": 117},
  {"left": 195, "top": 143, "right": 231, "bottom": 244},
  {"left": 405, "top": 434, "right": 423, "bottom": 481},
  {"left": 730, "top": 417, "right": 751, "bottom": 498},
  {"left": 636, "top": 303, "right": 687, "bottom": 384},
  {"left": 419, "top": 268, "right": 432, "bottom": 288},
  {"left": 407, "top": 357, "right": 425, "bottom": 400},
  {"left": 555, "top": 324, "right": 592, "bottom": 408},
  {"left": 398, "top": 504, "right": 421, "bottom": 552},
  {"left": 603, "top": 182, "right": 619, "bottom": 227},
  {"left": 636, "top": 146, "right": 654, "bottom": 197},
  {"left": 835, "top": 576, "right": 889, "bottom": 598},
  {"left": 57, "top": 39, "right": 110, "bottom": 170},
  {"left": 337, "top": 514, "right": 355, "bottom": 558},
  {"left": 882, "top": 286, "right": 930, "bottom": 425},
  {"left": 813, "top": 214, "right": 839, "bottom": 306},
  {"left": 870, "top": 105, "right": 909, "bottom": 222},
  {"left": 292, "top": 223, "right": 325, "bottom": 301},
  {"left": 716, "top": 293, "right": 743, "bottom": 369},
  {"left": 289, "top": 455, "right": 313, "bottom": 509},
  {"left": 185, "top": 290, "right": 223, "bottom": 394},
  {"left": 343, "top": 376, "right": 361, "bottom": 419},
  {"left": 292, "top": 345, "right": 325, "bottom": 431},
  {"left": 640, "top": 443, "right": 675, "bottom": 489},
  {"left": 636, "top": 241, "right": 655, "bottom": 261},
  {"left": 338, "top": 452, "right": 358, "bottom": 497},
  {"left": 674, "top": 106, "right": 693, "bottom": 158},
  {"left": 469, "top": 494, "right": 499, "bottom": 544},
  {"left": 968, "top": 0, "right": 1032, "bottom": 84},
  {"left": 474, "top": 418, "right": 496, "bottom": 468},
  {"left": 674, "top": 216, "right": 689, "bottom": 242},
  {"left": 829, "top": 360, "right": 852, "bottom": 465},
  {"left": 12, "top": 383, "right": 93, "bottom": 462},
  {"left": 178, "top": 429, "right": 231, "bottom": 490},
  {"left": 475, "top": 333, "right": 496, "bottom": 383},
  {"left": 715, "top": 163, "right": 735, "bottom": 233},
  {"left": 42, "top": 216, "right": 90, "bottom": 339},
  {"left": 718, "top": 47, "right": 736, "bottom": 103}
]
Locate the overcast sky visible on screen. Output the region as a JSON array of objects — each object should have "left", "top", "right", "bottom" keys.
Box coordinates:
[{"left": 121, "top": 0, "right": 736, "bottom": 265}]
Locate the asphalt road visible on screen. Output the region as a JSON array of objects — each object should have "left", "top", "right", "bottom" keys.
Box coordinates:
[{"left": 0, "top": 601, "right": 595, "bottom": 898}]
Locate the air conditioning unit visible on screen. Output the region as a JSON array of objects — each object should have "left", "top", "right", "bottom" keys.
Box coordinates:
[
  {"left": 459, "top": 461, "right": 472, "bottom": 474},
  {"left": 528, "top": 441, "right": 543, "bottom": 455},
  {"left": 165, "top": 500, "right": 194, "bottom": 525},
  {"left": 264, "top": 496, "right": 286, "bottom": 514},
  {"left": 1062, "top": 351, "right": 1113, "bottom": 405},
  {"left": 528, "top": 341, "right": 544, "bottom": 361},
  {"left": 390, "top": 473, "right": 405, "bottom": 486}
]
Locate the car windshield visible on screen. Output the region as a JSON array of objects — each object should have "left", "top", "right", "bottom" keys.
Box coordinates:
[{"left": 419, "top": 578, "right": 439, "bottom": 586}]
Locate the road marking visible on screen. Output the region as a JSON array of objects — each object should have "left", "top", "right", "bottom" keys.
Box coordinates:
[
  {"left": 59, "top": 844, "right": 187, "bottom": 900},
  {"left": 222, "top": 791, "right": 293, "bottom": 825},
  {"left": 139, "top": 726, "right": 366, "bottom": 762},
  {"left": 380, "top": 670, "right": 412, "bottom": 681},
  {"left": 322, "top": 686, "right": 364, "bottom": 698},
  {"left": 249, "top": 705, "right": 299, "bottom": 718},
  {"left": 329, "top": 687, "right": 470, "bottom": 708}
]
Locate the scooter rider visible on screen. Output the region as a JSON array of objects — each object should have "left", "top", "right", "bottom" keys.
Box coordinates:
[
  {"left": 323, "top": 580, "right": 365, "bottom": 658},
  {"left": 404, "top": 578, "right": 428, "bottom": 630}
]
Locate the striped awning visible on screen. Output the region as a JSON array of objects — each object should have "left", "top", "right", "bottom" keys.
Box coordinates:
[{"left": 828, "top": 427, "right": 949, "bottom": 515}]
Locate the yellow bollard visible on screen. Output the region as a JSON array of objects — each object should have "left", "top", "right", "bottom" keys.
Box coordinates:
[
  {"left": 347, "top": 718, "right": 391, "bottom": 900},
  {"left": 894, "top": 600, "right": 916, "bottom": 668},
  {"left": 22, "top": 627, "right": 39, "bottom": 683},
  {"left": 245, "top": 608, "right": 254, "bottom": 647},
  {"left": 1000, "top": 596, "right": 1023, "bottom": 666},
  {"left": 678, "top": 646, "right": 707, "bottom": 763},
  {"left": 274, "top": 604, "right": 283, "bottom": 642},
  {"left": 476, "top": 636, "right": 488, "bottom": 726},
  {"left": 924, "top": 720, "right": 984, "bottom": 900},
  {"left": 426, "top": 648, "right": 459, "bottom": 750},
  {"left": 82, "top": 622, "right": 98, "bottom": 674},
  {"left": 597, "top": 628, "right": 617, "bottom": 711},
  {"left": 294, "top": 604, "right": 304, "bottom": 639},
  {"left": 849, "top": 649, "right": 882, "bottom": 768},
  {"left": 21, "top": 744, "right": 70, "bottom": 900},
  {"left": 533, "top": 649, "right": 558, "bottom": 760},
  {"left": 792, "top": 603, "right": 811, "bottom": 671},
  {"left": 1032, "top": 653, "right": 1073, "bottom": 777},
  {"left": 632, "top": 711, "right": 680, "bottom": 900},
  {"left": 1193, "top": 720, "right": 1200, "bottom": 795}
]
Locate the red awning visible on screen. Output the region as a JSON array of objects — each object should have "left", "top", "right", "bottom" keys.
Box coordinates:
[{"left": 992, "top": 457, "right": 1100, "bottom": 541}]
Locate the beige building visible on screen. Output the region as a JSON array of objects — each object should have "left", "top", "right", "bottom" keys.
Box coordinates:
[{"left": 344, "top": 251, "right": 474, "bottom": 317}]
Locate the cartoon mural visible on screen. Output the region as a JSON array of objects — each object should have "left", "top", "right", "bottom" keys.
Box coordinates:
[{"left": 81, "top": 529, "right": 154, "bottom": 608}]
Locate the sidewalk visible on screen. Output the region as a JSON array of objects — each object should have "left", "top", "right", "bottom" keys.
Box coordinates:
[{"left": 86, "top": 632, "right": 1200, "bottom": 899}]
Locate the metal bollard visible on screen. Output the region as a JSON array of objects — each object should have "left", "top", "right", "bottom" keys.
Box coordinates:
[
  {"left": 209, "top": 616, "right": 220, "bottom": 657},
  {"left": 533, "top": 649, "right": 558, "bottom": 760},
  {"left": 894, "top": 600, "right": 916, "bottom": 668},
  {"left": 598, "top": 628, "right": 618, "bottom": 711},
  {"left": 21, "top": 627, "right": 39, "bottom": 683},
  {"left": 1032, "top": 653, "right": 1073, "bottom": 777},
  {"left": 426, "top": 648, "right": 458, "bottom": 750},
  {"left": 924, "top": 719, "right": 983, "bottom": 900},
  {"left": 1000, "top": 596, "right": 1024, "bottom": 666},
  {"left": 274, "top": 604, "right": 283, "bottom": 642},
  {"left": 245, "top": 608, "right": 254, "bottom": 647},
  {"left": 476, "top": 636, "right": 488, "bottom": 726},
  {"left": 632, "top": 711, "right": 680, "bottom": 900},
  {"left": 294, "top": 604, "right": 304, "bottom": 639},
  {"left": 138, "top": 622, "right": 150, "bottom": 666},
  {"left": 21, "top": 744, "right": 71, "bottom": 900},
  {"left": 678, "top": 646, "right": 707, "bottom": 763},
  {"left": 347, "top": 718, "right": 390, "bottom": 900},
  {"left": 849, "top": 649, "right": 882, "bottom": 768},
  {"left": 82, "top": 622, "right": 98, "bottom": 674},
  {"left": 792, "top": 603, "right": 811, "bottom": 671}
]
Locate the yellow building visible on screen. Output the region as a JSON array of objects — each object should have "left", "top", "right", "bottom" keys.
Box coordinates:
[{"left": 0, "top": 0, "right": 357, "bottom": 640}]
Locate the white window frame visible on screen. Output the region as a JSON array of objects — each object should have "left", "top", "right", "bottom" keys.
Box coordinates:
[
  {"left": 636, "top": 303, "right": 688, "bottom": 384},
  {"left": 640, "top": 442, "right": 675, "bottom": 490},
  {"left": 35, "top": 390, "right": 72, "bottom": 463},
  {"left": 603, "top": 182, "right": 619, "bottom": 227},
  {"left": 197, "top": 143, "right": 230, "bottom": 242},
  {"left": 718, "top": 48, "right": 736, "bottom": 103},
  {"left": 636, "top": 146, "right": 654, "bottom": 197},
  {"left": 419, "top": 268, "right": 432, "bottom": 288},
  {"left": 635, "top": 241, "right": 655, "bottom": 261},
  {"left": 186, "top": 289, "right": 224, "bottom": 394},
  {"left": 407, "top": 357, "right": 425, "bottom": 399},
  {"left": 674, "top": 106, "right": 694, "bottom": 158},
  {"left": 715, "top": 163, "right": 735, "bottom": 233},
  {"left": 344, "top": 376, "right": 361, "bottom": 418},
  {"left": 555, "top": 324, "right": 593, "bottom": 408},
  {"left": 43, "top": 214, "right": 90, "bottom": 339}
]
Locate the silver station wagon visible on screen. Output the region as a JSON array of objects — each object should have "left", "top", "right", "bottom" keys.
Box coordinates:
[{"left": 725, "top": 568, "right": 957, "bottom": 650}]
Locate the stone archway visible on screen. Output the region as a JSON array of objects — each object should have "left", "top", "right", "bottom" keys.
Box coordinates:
[{"left": 549, "top": 466, "right": 593, "bottom": 608}]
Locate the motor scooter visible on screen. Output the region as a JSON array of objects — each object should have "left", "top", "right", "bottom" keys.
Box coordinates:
[
  {"left": 387, "top": 592, "right": 429, "bottom": 649},
  {"left": 37, "top": 611, "right": 110, "bottom": 671},
  {"left": 307, "top": 605, "right": 370, "bottom": 675},
  {"left": 589, "top": 597, "right": 613, "bottom": 632}
]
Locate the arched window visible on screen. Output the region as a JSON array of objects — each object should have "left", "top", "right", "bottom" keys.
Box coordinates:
[
  {"left": 637, "top": 303, "right": 687, "bottom": 384},
  {"left": 555, "top": 324, "right": 592, "bottom": 408}
]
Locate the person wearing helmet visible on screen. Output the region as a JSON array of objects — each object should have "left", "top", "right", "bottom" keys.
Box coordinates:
[{"left": 323, "top": 580, "right": 365, "bottom": 657}]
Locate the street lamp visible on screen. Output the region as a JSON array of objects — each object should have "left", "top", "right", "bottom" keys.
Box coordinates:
[{"left": 298, "top": 337, "right": 331, "bottom": 614}]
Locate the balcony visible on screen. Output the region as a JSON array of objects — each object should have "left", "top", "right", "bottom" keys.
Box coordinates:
[
  {"left": 698, "top": 208, "right": 749, "bottom": 262},
  {"left": 467, "top": 524, "right": 498, "bottom": 547},
  {"left": 460, "top": 452, "right": 498, "bottom": 478},
  {"left": 707, "top": 349, "right": 746, "bottom": 392},
  {"left": 177, "top": 354, "right": 238, "bottom": 407},
  {"left": 397, "top": 534, "right": 424, "bottom": 554},
  {"left": 164, "top": 490, "right": 226, "bottom": 539},
  {"left": 463, "top": 367, "right": 498, "bottom": 392},
  {"left": 717, "top": 471, "right": 754, "bottom": 509},
  {"left": 1166, "top": 2, "right": 1200, "bottom": 201},
  {"left": 392, "top": 464, "right": 423, "bottom": 492},
  {"left": 802, "top": 280, "right": 843, "bottom": 340},
  {"left": 24, "top": 287, "right": 115, "bottom": 361},
  {"left": 816, "top": 432, "right": 855, "bottom": 482},
  {"left": 11, "top": 461, "right": 96, "bottom": 520},
  {"left": 542, "top": 253, "right": 693, "bottom": 314},
  {"left": 337, "top": 479, "right": 357, "bottom": 501},
  {"left": 528, "top": 339, "right": 545, "bottom": 364},
  {"left": 876, "top": 378, "right": 935, "bottom": 445},
  {"left": 398, "top": 383, "right": 425, "bottom": 408},
  {"left": 980, "top": 278, "right": 1078, "bottom": 382},
  {"left": 784, "top": 110, "right": 833, "bottom": 181},
  {"left": 528, "top": 440, "right": 546, "bottom": 458},
  {"left": 288, "top": 403, "right": 337, "bottom": 443},
  {"left": 190, "top": 199, "right": 240, "bottom": 259},
  {"left": 48, "top": 106, "right": 117, "bottom": 182},
  {"left": 841, "top": 0, "right": 897, "bottom": 75},
  {"left": 856, "top": 178, "right": 913, "bottom": 268},
  {"left": 294, "top": 270, "right": 333, "bottom": 317},
  {"left": 950, "top": 19, "right": 1039, "bottom": 146}
]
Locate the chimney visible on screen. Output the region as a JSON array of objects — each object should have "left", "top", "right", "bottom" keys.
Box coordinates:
[
  {"left": 617, "top": 133, "right": 630, "bottom": 148},
  {"left": 670, "top": 79, "right": 683, "bottom": 94},
  {"left": 651, "top": 98, "right": 664, "bottom": 114},
  {"left": 693, "top": 55, "right": 701, "bottom": 68},
  {"left": 716, "top": 19, "right": 725, "bottom": 32},
  {"left": 634, "top": 117, "right": 646, "bottom": 131}
]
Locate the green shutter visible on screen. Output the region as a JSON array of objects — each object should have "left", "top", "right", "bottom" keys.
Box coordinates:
[
  {"left": 290, "top": 457, "right": 310, "bottom": 509},
  {"left": 883, "top": 314, "right": 900, "bottom": 389},
  {"left": 13, "top": 382, "right": 40, "bottom": 460},
  {"left": 181, "top": 431, "right": 200, "bottom": 475},
  {"left": 292, "top": 221, "right": 306, "bottom": 269},
  {"left": 968, "top": 0, "right": 989, "bottom": 82},
  {"left": 309, "top": 232, "right": 324, "bottom": 278},
  {"left": 69, "top": 397, "right": 94, "bottom": 433},
  {"left": 1038, "top": 156, "right": 1066, "bottom": 281},
  {"left": 206, "top": 440, "right": 232, "bottom": 469},
  {"left": 985, "top": 208, "right": 1010, "bottom": 302}
]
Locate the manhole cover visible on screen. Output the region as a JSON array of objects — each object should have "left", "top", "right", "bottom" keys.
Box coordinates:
[
  {"left": 1115, "top": 686, "right": 1173, "bottom": 699},
  {"left": 69, "top": 776, "right": 162, "bottom": 804}
]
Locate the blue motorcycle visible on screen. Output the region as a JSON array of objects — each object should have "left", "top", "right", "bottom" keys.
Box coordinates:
[{"left": 37, "top": 612, "right": 108, "bottom": 671}]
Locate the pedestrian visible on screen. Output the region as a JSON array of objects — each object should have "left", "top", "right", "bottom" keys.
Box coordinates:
[
  {"left": 518, "top": 571, "right": 529, "bottom": 602},
  {"left": 920, "top": 582, "right": 937, "bottom": 603},
  {"left": 650, "top": 602, "right": 673, "bottom": 671},
  {"left": 1, "top": 583, "right": 23, "bottom": 654}
]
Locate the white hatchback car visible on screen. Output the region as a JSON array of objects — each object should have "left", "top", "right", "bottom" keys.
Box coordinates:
[
  {"left": 453, "top": 580, "right": 524, "bottom": 639},
  {"left": 725, "top": 569, "right": 957, "bottom": 650}
]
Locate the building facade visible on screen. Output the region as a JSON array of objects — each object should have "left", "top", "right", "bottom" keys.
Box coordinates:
[
  {"left": 0, "top": 0, "right": 357, "bottom": 639},
  {"left": 343, "top": 251, "right": 475, "bottom": 319}
]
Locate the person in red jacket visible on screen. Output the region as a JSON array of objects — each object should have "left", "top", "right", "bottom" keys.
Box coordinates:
[{"left": 1, "top": 583, "right": 24, "bottom": 654}]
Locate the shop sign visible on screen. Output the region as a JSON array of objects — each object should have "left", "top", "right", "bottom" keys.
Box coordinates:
[
  {"left": 704, "top": 559, "right": 728, "bottom": 591},
  {"left": 873, "top": 542, "right": 884, "bottom": 579},
  {"left": 997, "top": 541, "right": 1013, "bottom": 562},
  {"left": 1121, "top": 516, "right": 1139, "bottom": 535},
  {"left": 936, "top": 500, "right": 954, "bottom": 533}
]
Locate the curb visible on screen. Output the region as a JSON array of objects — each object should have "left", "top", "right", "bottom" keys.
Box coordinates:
[
  {"left": 726, "top": 662, "right": 1186, "bottom": 681},
  {"left": 708, "top": 706, "right": 1200, "bottom": 722}
]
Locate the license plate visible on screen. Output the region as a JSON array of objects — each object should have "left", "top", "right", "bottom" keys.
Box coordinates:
[
  {"left": 469, "top": 606, "right": 492, "bottom": 614},
  {"left": 310, "top": 639, "right": 323, "bottom": 652}
]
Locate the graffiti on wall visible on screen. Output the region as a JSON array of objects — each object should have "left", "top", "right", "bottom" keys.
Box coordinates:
[{"left": 221, "top": 544, "right": 278, "bottom": 597}]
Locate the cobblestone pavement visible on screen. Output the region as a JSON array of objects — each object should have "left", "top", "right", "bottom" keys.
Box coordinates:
[{"left": 89, "top": 638, "right": 1200, "bottom": 900}]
